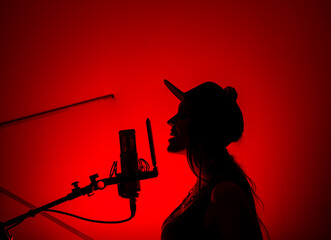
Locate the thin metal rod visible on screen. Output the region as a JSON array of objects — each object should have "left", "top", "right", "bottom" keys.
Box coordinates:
[
  {"left": 0, "top": 93, "right": 114, "bottom": 128},
  {"left": 146, "top": 118, "right": 157, "bottom": 168},
  {"left": 0, "top": 186, "right": 93, "bottom": 240}
]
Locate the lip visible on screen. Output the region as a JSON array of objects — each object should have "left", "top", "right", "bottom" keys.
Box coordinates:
[
  {"left": 168, "top": 136, "right": 176, "bottom": 142},
  {"left": 169, "top": 129, "right": 177, "bottom": 141},
  {"left": 170, "top": 128, "right": 177, "bottom": 137}
]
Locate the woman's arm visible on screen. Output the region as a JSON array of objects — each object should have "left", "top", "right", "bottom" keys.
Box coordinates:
[{"left": 207, "top": 181, "right": 262, "bottom": 240}]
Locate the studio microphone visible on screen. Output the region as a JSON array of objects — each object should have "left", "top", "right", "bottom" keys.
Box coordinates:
[
  {"left": 117, "top": 129, "right": 141, "bottom": 199},
  {"left": 113, "top": 120, "right": 157, "bottom": 219}
]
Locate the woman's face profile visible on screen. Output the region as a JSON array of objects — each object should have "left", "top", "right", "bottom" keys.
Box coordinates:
[{"left": 167, "top": 100, "right": 190, "bottom": 153}]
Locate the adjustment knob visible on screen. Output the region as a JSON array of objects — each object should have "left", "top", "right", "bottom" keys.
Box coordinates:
[
  {"left": 89, "top": 174, "right": 99, "bottom": 182},
  {"left": 71, "top": 181, "right": 79, "bottom": 188}
]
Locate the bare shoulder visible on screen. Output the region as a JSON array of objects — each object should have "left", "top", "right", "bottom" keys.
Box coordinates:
[{"left": 207, "top": 181, "right": 262, "bottom": 240}]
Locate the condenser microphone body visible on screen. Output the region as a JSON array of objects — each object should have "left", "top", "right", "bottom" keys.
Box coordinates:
[{"left": 118, "top": 129, "right": 141, "bottom": 198}]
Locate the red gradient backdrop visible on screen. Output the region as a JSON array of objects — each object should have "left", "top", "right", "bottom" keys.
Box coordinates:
[{"left": 0, "top": 1, "right": 330, "bottom": 239}]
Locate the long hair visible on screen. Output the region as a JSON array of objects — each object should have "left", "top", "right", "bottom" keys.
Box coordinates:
[{"left": 185, "top": 86, "right": 269, "bottom": 239}]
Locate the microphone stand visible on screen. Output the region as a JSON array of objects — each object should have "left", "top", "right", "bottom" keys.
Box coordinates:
[
  {"left": 1, "top": 167, "right": 158, "bottom": 239},
  {"left": 1, "top": 118, "right": 158, "bottom": 239}
]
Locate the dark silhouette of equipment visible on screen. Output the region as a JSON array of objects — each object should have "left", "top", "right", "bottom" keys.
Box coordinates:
[
  {"left": 0, "top": 93, "right": 114, "bottom": 128},
  {"left": 118, "top": 129, "right": 141, "bottom": 199},
  {"left": 0, "top": 91, "right": 158, "bottom": 239},
  {"left": 1, "top": 118, "right": 158, "bottom": 239}
]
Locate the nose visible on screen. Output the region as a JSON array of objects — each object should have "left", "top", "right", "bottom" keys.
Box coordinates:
[{"left": 167, "top": 115, "right": 176, "bottom": 126}]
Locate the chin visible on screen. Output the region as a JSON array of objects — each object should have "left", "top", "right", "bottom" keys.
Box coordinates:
[{"left": 167, "top": 141, "right": 186, "bottom": 154}]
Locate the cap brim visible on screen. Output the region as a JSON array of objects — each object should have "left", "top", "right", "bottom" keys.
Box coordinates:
[{"left": 164, "top": 79, "right": 185, "bottom": 101}]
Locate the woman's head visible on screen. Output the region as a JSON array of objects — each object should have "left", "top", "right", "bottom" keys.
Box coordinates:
[
  {"left": 165, "top": 80, "right": 244, "bottom": 175},
  {"left": 166, "top": 80, "right": 243, "bottom": 149}
]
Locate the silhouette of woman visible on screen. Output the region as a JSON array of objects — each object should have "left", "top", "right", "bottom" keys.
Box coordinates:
[{"left": 161, "top": 80, "right": 268, "bottom": 240}]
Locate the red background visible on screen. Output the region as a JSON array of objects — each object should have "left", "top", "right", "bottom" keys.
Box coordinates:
[{"left": 0, "top": 1, "right": 330, "bottom": 239}]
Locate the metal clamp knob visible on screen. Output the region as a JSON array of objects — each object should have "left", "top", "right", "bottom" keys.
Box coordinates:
[{"left": 71, "top": 181, "right": 79, "bottom": 188}]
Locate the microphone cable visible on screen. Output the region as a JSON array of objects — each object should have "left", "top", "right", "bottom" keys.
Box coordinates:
[
  {"left": 3, "top": 159, "right": 149, "bottom": 228},
  {"left": 45, "top": 158, "right": 151, "bottom": 224},
  {"left": 45, "top": 198, "right": 136, "bottom": 224}
]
